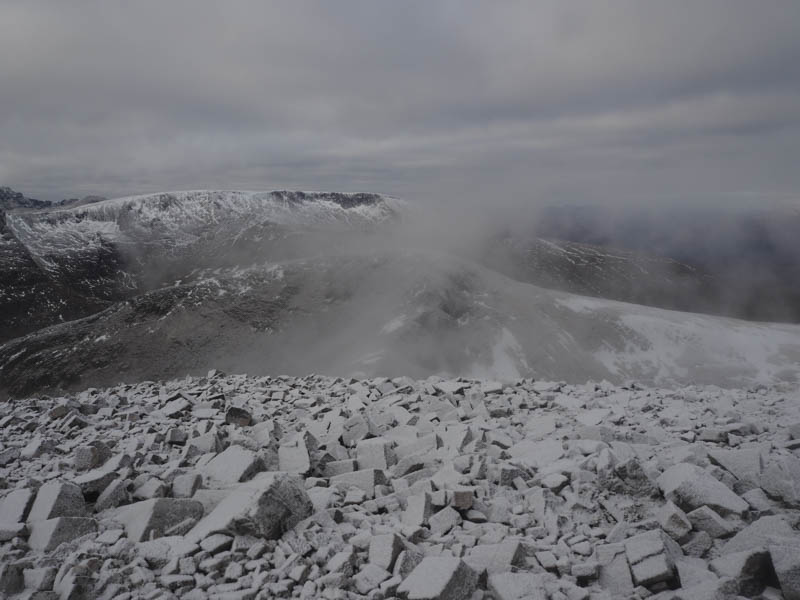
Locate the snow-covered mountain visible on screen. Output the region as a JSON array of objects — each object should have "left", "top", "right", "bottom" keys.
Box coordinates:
[
  {"left": 4, "top": 190, "right": 405, "bottom": 298},
  {"left": 3, "top": 188, "right": 800, "bottom": 399},
  {"left": 0, "top": 190, "right": 404, "bottom": 342}
]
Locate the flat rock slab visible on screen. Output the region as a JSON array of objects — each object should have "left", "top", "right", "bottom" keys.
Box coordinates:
[
  {"left": 524, "top": 415, "right": 557, "bottom": 440},
  {"left": 657, "top": 462, "right": 748, "bottom": 516},
  {"left": 27, "top": 482, "right": 87, "bottom": 522},
  {"left": 188, "top": 472, "right": 312, "bottom": 541},
  {"left": 770, "top": 542, "right": 800, "bottom": 600},
  {"left": 465, "top": 539, "right": 525, "bottom": 575},
  {"left": 507, "top": 440, "right": 564, "bottom": 469},
  {"left": 708, "top": 447, "right": 765, "bottom": 484},
  {"left": 624, "top": 530, "right": 678, "bottom": 586},
  {"left": 201, "top": 445, "right": 264, "bottom": 486},
  {"left": 28, "top": 517, "right": 97, "bottom": 552},
  {"left": 723, "top": 516, "right": 800, "bottom": 555},
  {"left": 116, "top": 498, "right": 204, "bottom": 542},
  {"left": 368, "top": 533, "right": 404, "bottom": 571},
  {"left": 330, "top": 468, "right": 386, "bottom": 499},
  {"left": 72, "top": 468, "right": 117, "bottom": 498},
  {"left": 397, "top": 557, "right": 478, "bottom": 600},
  {"left": 0, "top": 488, "right": 35, "bottom": 523},
  {"left": 488, "top": 572, "right": 548, "bottom": 600}
]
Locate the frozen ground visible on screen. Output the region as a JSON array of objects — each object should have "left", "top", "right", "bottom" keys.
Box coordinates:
[{"left": 1, "top": 372, "right": 799, "bottom": 599}]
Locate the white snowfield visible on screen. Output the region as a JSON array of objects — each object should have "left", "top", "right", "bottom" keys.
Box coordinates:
[{"left": 547, "top": 293, "right": 800, "bottom": 387}]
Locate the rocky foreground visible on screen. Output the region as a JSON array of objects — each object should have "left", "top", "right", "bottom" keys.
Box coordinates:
[{"left": 1, "top": 373, "right": 800, "bottom": 600}]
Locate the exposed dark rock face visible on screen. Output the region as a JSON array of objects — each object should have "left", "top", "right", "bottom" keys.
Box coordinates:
[{"left": 0, "top": 187, "right": 50, "bottom": 211}]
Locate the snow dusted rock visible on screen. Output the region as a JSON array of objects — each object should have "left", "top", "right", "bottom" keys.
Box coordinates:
[
  {"left": 356, "top": 437, "right": 395, "bottom": 470},
  {"left": 657, "top": 462, "right": 749, "bottom": 516},
  {"left": 687, "top": 505, "right": 736, "bottom": 538},
  {"left": 26, "top": 481, "right": 86, "bottom": 522},
  {"left": 278, "top": 436, "right": 312, "bottom": 473},
  {"left": 0, "top": 488, "right": 35, "bottom": 524},
  {"left": 658, "top": 501, "right": 692, "bottom": 542},
  {"left": 623, "top": 529, "right": 681, "bottom": 587},
  {"left": 396, "top": 556, "right": 478, "bottom": 600},
  {"left": 488, "top": 572, "right": 548, "bottom": 600},
  {"left": 368, "top": 533, "right": 404, "bottom": 571},
  {"left": 707, "top": 446, "right": 764, "bottom": 485},
  {"left": 224, "top": 406, "right": 252, "bottom": 427},
  {"left": 72, "top": 467, "right": 117, "bottom": 498},
  {"left": 507, "top": 439, "right": 564, "bottom": 469},
  {"left": 161, "top": 396, "right": 191, "bottom": 418},
  {"left": 709, "top": 548, "right": 773, "bottom": 597},
  {"left": 722, "top": 515, "right": 800, "bottom": 554},
  {"left": 0, "top": 562, "right": 24, "bottom": 595},
  {"left": 354, "top": 562, "right": 392, "bottom": 593},
  {"left": 760, "top": 454, "right": 800, "bottom": 506},
  {"left": 188, "top": 472, "right": 312, "bottom": 541},
  {"left": 200, "top": 444, "right": 264, "bottom": 486},
  {"left": 115, "top": 498, "right": 204, "bottom": 542},
  {"left": 28, "top": 516, "right": 97, "bottom": 551},
  {"left": 403, "top": 493, "right": 432, "bottom": 527},
  {"left": 596, "top": 543, "right": 635, "bottom": 596},
  {"left": 330, "top": 468, "right": 386, "bottom": 499},
  {"left": 464, "top": 538, "right": 525, "bottom": 576},
  {"left": 770, "top": 542, "right": 800, "bottom": 600},
  {"left": 94, "top": 477, "right": 128, "bottom": 510},
  {"left": 172, "top": 472, "right": 202, "bottom": 498}
]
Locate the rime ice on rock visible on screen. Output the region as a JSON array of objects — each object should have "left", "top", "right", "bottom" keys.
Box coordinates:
[
  {"left": 657, "top": 462, "right": 749, "bottom": 516},
  {"left": 200, "top": 444, "right": 264, "bottom": 485},
  {"left": 2, "top": 372, "right": 800, "bottom": 599},
  {"left": 28, "top": 517, "right": 97, "bottom": 551},
  {"left": 115, "top": 498, "right": 204, "bottom": 542},
  {"left": 26, "top": 482, "right": 87, "bottom": 522},
  {"left": 396, "top": 556, "right": 478, "bottom": 600},
  {"left": 188, "top": 473, "right": 312, "bottom": 541}
]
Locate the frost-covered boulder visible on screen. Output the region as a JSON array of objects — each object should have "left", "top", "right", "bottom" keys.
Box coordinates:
[
  {"left": 657, "top": 463, "right": 748, "bottom": 516},
  {"left": 188, "top": 472, "right": 312, "bottom": 541}
]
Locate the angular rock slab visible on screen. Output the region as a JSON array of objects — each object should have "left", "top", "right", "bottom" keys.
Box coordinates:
[
  {"left": 188, "top": 472, "right": 312, "bottom": 542},
  {"left": 0, "top": 488, "right": 35, "bottom": 524},
  {"left": 201, "top": 445, "right": 264, "bottom": 486},
  {"left": 27, "top": 482, "right": 87, "bottom": 522},
  {"left": 116, "top": 498, "right": 204, "bottom": 542},
  {"left": 28, "top": 517, "right": 97, "bottom": 552},
  {"left": 723, "top": 516, "right": 800, "bottom": 555},
  {"left": 488, "top": 572, "right": 548, "bottom": 600},
  {"left": 397, "top": 557, "right": 478, "bottom": 600},
  {"left": 657, "top": 462, "right": 748, "bottom": 516},
  {"left": 507, "top": 440, "right": 564, "bottom": 469},
  {"left": 770, "top": 542, "right": 800, "bottom": 600}
]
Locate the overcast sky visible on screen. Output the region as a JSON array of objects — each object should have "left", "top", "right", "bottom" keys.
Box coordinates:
[{"left": 1, "top": 1, "right": 799, "bottom": 209}]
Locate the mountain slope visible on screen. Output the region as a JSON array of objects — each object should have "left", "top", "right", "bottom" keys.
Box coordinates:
[
  {"left": 0, "top": 210, "right": 110, "bottom": 341},
  {"left": 5, "top": 190, "right": 404, "bottom": 298},
  {"left": 0, "top": 190, "right": 404, "bottom": 342},
  {"left": 0, "top": 187, "right": 50, "bottom": 211},
  {"left": 479, "top": 235, "right": 719, "bottom": 315},
  {"left": 535, "top": 204, "right": 800, "bottom": 322},
  {"left": 2, "top": 251, "right": 799, "bottom": 399}
]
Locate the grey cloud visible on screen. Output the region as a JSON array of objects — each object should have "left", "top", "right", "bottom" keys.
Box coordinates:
[{"left": 1, "top": 1, "right": 799, "bottom": 208}]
